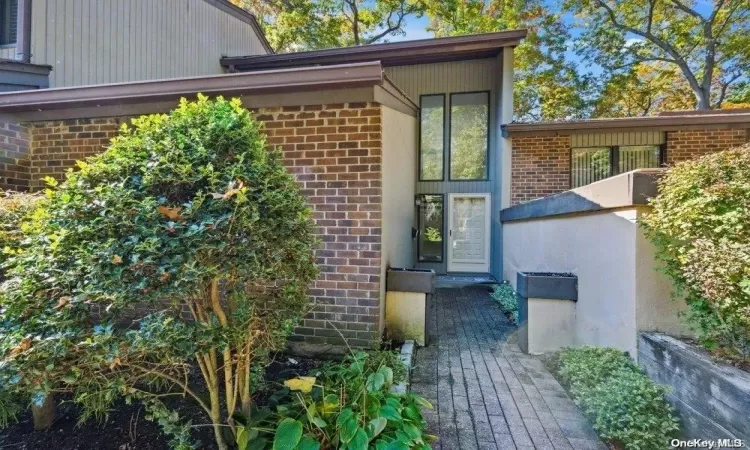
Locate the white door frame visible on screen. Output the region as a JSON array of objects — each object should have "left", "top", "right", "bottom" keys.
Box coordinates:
[{"left": 447, "top": 193, "right": 491, "bottom": 273}]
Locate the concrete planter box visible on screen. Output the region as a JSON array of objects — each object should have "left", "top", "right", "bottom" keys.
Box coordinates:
[
  {"left": 517, "top": 272, "right": 578, "bottom": 301},
  {"left": 639, "top": 333, "right": 750, "bottom": 444},
  {"left": 517, "top": 272, "right": 577, "bottom": 355},
  {"left": 385, "top": 268, "right": 435, "bottom": 346}
]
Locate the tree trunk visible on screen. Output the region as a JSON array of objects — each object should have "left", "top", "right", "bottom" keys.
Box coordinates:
[
  {"left": 695, "top": 89, "right": 711, "bottom": 110},
  {"left": 32, "top": 394, "right": 56, "bottom": 430}
]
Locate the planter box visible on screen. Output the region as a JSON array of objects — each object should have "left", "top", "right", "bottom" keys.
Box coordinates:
[
  {"left": 639, "top": 333, "right": 750, "bottom": 444},
  {"left": 516, "top": 272, "right": 578, "bottom": 301},
  {"left": 387, "top": 268, "right": 435, "bottom": 294},
  {"left": 517, "top": 272, "right": 577, "bottom": 355},
  {"left": 385, "top": 268, "right": 435, "bottom": 346}
]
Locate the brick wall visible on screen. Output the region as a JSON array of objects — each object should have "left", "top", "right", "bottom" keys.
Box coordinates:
[
  {"left": 29, "top": 118, "right": 123, "bottom": 190},
  {"left": 510, "top": 127, "right": 749, "bottom": 205},
  {"left": 665, "top": 128, "right": 747, "bottom": 164},
  {"left": 510, "top": 135, "right": 570, "bottom": 205},
  {"left": 0, "top": 122, "right": 32, "bottom": 191},
  {"left": 9, "top": 102, "right": 384, "bottom": 349}
]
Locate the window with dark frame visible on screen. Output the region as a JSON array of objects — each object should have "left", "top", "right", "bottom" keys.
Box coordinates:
[
  {"left": 571, "top": 145, "right": 663, "bottom": 188},
  {"left": 419, "top": 95, "right": 445, "bottom": 181},
  {"left": 450, "top": 92, "right": 489, "bottom": 180},
  {"left": 0, "top": 0, "right": 17, "bottom": 46},
  {"left": 417, "top": 194, "right": 444, "bottom": 262}
]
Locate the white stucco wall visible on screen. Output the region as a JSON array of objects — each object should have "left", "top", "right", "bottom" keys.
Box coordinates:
[
  {"left": 503, "top": 207, "right": 691, "bottom": 356},
  {"left": 380, "top": 106, "right": 417, "bottom": 330}
]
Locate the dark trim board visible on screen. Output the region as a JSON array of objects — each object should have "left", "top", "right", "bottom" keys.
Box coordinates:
[
  {"left": 221, "top": 30, "right": 527, "bottom": 71},
  {"left": 516, "top": 272, "right": 577, "bottom": 301}
]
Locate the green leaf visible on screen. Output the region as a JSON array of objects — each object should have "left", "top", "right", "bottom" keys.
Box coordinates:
[
  {"left": 379, "top": 366, "right": 394, "bottom": 386},
  {"left": 367, "top": 417, "right": 387, "bottom": 439},
  {"left": 336, "top": 408, "right": 355, "bottom": 428},
  {"left": 348, "top": 428, "right": 369, "bottom": 450},
  {"left": 297, "top": 435, "right": 321, "bottom": 450},
  {"left": 379, "top": 405, "right": 401, "bottom": 422},
  {"left": 236, "top": 426, "right": 249, "bottom": 450},
  {"left": 273, "top": 418, "right": 303, "bottom": 450},
  {"left": 403, "top": 423, "right": 421, "bottom": 442},
  {"left": 366, "top": 372, "right": 385, "bottom": 392},
  {"left": 311, "top": 416, "right": 327, "bottom": 428},
  {"left": 339, "top": 418, "right": 359, "bottom": 444},
  {"left": 248, "top": 437, "right": 268, "bottom": 450}
]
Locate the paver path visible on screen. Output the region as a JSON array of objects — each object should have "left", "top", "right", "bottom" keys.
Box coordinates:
[{"left": 410, "top": 286, "right": 606, "bottom": 450}]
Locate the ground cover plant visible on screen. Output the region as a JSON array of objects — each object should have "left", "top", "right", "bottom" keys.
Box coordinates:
[
  {"left": 642, "top": 145, "right": 750, "bottom": 366},
  {"left": 0, "top": 95, "right": 318, "bottom": 449},
  {"left": 245, "top": 350, "right": 431, "bottom": 450},
  {"left": 490, "top": 282, "right": 518, "bottom": 324},
  {"left": 552, "top": 347, "right": 679, "bottom": 450}
]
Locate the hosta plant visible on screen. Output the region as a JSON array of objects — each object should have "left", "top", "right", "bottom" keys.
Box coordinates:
[{"left": 0, "top": 95, "right": 318, "bottom": 449}]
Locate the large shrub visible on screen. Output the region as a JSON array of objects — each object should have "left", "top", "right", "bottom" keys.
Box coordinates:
[
  {"left": 0, "top": 95, "right": 318, "bottom": 449},
  {"left": 555, "top": 347, "right": 679, "bottom": 449},
  {"left": 490, "top": 282, "right": 518, "bottom": 324},
  {"left": 642, "top": 145, "right": 750, "bottom": 362}
]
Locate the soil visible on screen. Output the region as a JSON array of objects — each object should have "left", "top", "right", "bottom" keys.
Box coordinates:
[{"left": 0, "top": 354, "right": 326, "bottom": 450}]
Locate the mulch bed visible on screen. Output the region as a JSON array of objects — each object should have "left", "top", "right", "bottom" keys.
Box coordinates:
[{"left": 0, "top": 354, "right": 325, "bottom": 450}]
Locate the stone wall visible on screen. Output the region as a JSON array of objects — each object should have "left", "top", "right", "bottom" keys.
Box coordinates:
[
  {"left": 0, "top": 101, "right": 385, "bottom": 350},
  {"left": 510, "top": 127, "right": 749, "bottom": 205},
  {"left": 639, "top": 333, "right": 750, "bottom": 444}
]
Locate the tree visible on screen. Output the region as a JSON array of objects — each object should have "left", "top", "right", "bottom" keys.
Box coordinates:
[
  {"left": 0, "top": 96, "right": 318, "bottom": 449},
  {"left": 566, "top": 0, "right": 750, "bottom": 110},
  {"left": 231, "top": 0, "right": 423, "bottom": 52},
  {"left": 420, "top": 0, "right": 594, "bottom": 121},
  {"left": 593, "top": 62, "right": 696, "bottom": 117}
]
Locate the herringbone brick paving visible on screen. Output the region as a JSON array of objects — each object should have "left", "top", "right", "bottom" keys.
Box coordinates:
[{"left": 410, "top": 286, "right": 605, "bottom": 450}]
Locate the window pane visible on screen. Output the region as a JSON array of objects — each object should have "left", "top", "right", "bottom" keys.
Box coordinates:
[
  {"left": 0, "top": 0, "right": 17, "bottom": 46},
  {"left": 450, "top": 92, "right": 488, "bottom": 180},
  {"left": 619, "top": 145, "right": 661, "bottom": 173},
  {"left": 418, "top": 195, "right": 443, "bottom": 262},
  {"left": 571, "top": 147, "right": 611, "bottom": 188},
  {"left": 419, "top": 95, "right": 444, "bottom": 180}
]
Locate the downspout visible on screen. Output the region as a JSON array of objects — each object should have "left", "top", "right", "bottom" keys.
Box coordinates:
[{"left": 16, "top": 0, "right": 32, "bottom": 63}]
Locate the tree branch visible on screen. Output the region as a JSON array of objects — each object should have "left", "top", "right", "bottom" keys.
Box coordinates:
[{"left": 668, "top": 0, "right": 704, "bottom": 20}]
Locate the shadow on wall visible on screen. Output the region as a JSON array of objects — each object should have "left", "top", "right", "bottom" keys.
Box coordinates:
[{"left": 500, "top": 170, "right": 692, "bottom": 358}]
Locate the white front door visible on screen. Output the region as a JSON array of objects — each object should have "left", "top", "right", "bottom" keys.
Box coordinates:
[{"left": 447, "top": 194, "right": 491, "bottom": 273}]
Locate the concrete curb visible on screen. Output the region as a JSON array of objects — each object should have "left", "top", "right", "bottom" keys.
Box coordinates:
[{"left": 391, "top": 340, "right": 415, "bottom": 394}]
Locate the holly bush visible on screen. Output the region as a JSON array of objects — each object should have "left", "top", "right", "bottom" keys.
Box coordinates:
[
  {"left": 642, "top": 145, "right": 750, "bottom": 362},
  {"left": 0, "top": 95, "right": 318, "bottom": 449}
]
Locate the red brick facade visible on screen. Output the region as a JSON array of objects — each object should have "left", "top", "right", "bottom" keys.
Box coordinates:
[
  {"left": 510, "top": 127, "right": 750, "bottom": 205},
  {"left": 0, "top": 102, "right": 384, "bottom": 348}
]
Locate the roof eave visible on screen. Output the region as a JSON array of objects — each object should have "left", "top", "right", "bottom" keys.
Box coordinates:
[
  {"left": 503, "top": 114, "right": 750, "bottom": 135},
  {"left": 221, "top": 29, "right": 527, "bottom": 70},
  {"left": 0, "top": 62, "right": 384, "bottom": 113}
]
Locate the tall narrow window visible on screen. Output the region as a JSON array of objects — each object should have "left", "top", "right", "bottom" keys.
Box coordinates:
[
  {"left": 0, "top": 0, "right": 17, "bottom": 46},
  {"left": 419, "top": 95, "right": 444, "bottom": 181},
  {"left": 417, "top": 195, "right": 444, "bottom": 262},
  {"left": 450, "top": 92, "right": 489, "bottom": 180}
]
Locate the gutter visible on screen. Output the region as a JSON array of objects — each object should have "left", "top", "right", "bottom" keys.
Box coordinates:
[
  {"left": 0, "top": 62, "right": 384, "bottom": 113},
  {"left": 503, "top": 113, "right": 750, "bottom": 136}
]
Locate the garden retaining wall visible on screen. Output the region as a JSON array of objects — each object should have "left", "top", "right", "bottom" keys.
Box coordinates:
[{"left": 638, "top": 333, "right": 750, "bottom": 446}]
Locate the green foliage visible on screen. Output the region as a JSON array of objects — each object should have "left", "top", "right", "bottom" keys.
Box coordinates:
[
  {"left": 421, "top": 0, "right": 593, "bottom": 121},
  {"left": 490, "top": 282, "right": 518, "bottom": 324},
  {"left": 0, "top": 191, "right": 44, "bottom": 271},
  {"left": 242, "top": 351, "right": 432, "bottom": 449},
  {"left": 642, "top": 145, "right": 750, "bottom": 362},
  {"left": 423, "top": 227, "right": 441, "bottom": 243},
  {"left": 565, "top": 0, "right": 749, "bottom": 110},
  {"left": 555, "top": 347, "right": 680, "bottom": 450},
  {"left": 0, "top": 95, "right": 318, "bottom": 449}
]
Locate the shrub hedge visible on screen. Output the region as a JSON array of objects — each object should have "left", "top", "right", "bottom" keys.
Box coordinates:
[
  {"left": 554, "top": 347, "right": 679, "bottom": 450},
  {"left": 642, "top": 145, "right": 750, "bottom": 362}
]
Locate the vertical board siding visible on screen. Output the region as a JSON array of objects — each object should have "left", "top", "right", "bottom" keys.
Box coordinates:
[
  {"left": 386, "top": 59, "right": 499, "bottom": 274},
  {"left": 571, "top": 131, "right": 665, "bottom": 147},
  {"left": 29, "top": 0, "right": 267, "bottom": 88}
]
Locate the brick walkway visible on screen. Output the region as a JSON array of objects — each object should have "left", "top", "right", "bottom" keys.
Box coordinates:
[{"left": 410, "top": 286, "right": 605, "bottom": 450}]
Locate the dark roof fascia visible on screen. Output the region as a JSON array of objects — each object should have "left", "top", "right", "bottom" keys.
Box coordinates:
[
  {"left": 503, "top": 113, "right": 750, "bottom": 136},
  {"left": 221, "top": 29, "right": 527, "bottom": 71},
  {"left": 0, "top": 62, "right": 383, "bottom": 113},
  {"left": 202, "top": 0, "right": 274, "bottom": 54},
  {"left": 0, "top": 59, "right": 53, "bottom": 75}
]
